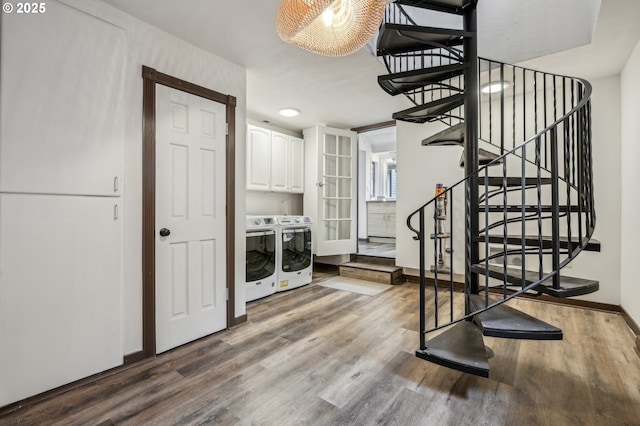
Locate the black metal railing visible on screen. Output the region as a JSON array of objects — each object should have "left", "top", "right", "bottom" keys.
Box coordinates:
[
  {"left": 406, "top": 77, "right": 593, "bottom": 344},
  {"left": 382, "top": 1, "right": 595, "bottom": 347}
]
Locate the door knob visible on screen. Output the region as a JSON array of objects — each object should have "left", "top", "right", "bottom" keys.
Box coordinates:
[{"left": 159, "top": 228, "right": 171, "bottom": 237}]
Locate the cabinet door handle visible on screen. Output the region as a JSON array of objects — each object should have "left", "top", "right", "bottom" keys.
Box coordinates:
[
  {"left": 114, "top": 176, "right": 119, "bottom": 193},
  {"left": 114, "top": 204, "right": 119, "bottom": 220}
]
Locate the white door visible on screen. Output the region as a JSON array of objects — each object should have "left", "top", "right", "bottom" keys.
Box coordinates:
[
  {"left": 317, "top": 127, "right": 357, "bottom": 255},
  {"left": 155, "top": 85, "right": 227, "bottom": 353}
]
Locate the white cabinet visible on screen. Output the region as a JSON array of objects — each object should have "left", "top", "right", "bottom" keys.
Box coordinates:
[
  {"left": 0, "top": 194, "right": 123, "bottom": 406},
  {"left": 288, "top": 136, "right": 305, "bottom": 193},
  {"left": 303, "top": 125, "right": 357, "bottom": 256},
  {"left": 247, "top": 125, "right": 272, "bottom": 191},
  {"left": 246, "top": 124, "right": 304, "bottom": 193},
  {"left": 367, "top": 201, "right": 396, "bottom": 238},
  {"left": 0, "top": 1, "right": 124, "bottom": 196}
]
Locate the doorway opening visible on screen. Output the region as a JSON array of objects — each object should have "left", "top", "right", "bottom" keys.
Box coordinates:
[{"left": 356, "top": 124, "right": 397, "bottom": 259}]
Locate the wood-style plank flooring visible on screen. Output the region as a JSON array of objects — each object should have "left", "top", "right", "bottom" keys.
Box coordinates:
[
  {"left": 357, "top": 241, "right": 396, "bottom": 259},
  {"left": 2, "top": 271, "right": 640, "bottom": 425}
]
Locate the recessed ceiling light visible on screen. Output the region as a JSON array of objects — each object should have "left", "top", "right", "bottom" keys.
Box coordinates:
[
  {"left": 278, "top": 108, "right": 300, "bottom": 117},
  {"left": 481, "top": 82, "right": 510, "bottom": 94}
]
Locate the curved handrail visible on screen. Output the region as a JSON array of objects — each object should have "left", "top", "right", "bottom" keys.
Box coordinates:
[{"left": 406, "top": 77, "right": 592, "bottom": 235}]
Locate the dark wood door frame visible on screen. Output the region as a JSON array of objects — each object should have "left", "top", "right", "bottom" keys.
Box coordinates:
[{"left": 141, "top": 65, "right": 239, "bottom": 359}]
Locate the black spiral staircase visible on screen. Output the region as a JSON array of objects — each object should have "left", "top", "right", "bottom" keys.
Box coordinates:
[{"left": 377, "top": 0, "right": 599, "bottom": 377}]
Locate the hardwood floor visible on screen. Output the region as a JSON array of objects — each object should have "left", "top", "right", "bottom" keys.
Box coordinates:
[
  {"left": 357, "top": 241, "right": 396, "bottom": 258},
  {"left": 2, "top": 271, "right": 640, "bottom": 425}
]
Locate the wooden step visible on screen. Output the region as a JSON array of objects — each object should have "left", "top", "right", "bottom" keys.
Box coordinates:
[
  {"left": 339, "top": 262, "right": 404, "bottom": 285},
  {"left": 416, "top": 321, "right": 490, "bottom": 377},
  {"left": 470, "top": 264, "right": 599, "bottom": 298},
  {"left": 392, "top": 94, "right": 464, "bottom": 124},
  {"left": 395, "top": 0, "right": 476, "bottom": 14},
  {"left": 476, "top": 234, "right": 601, "bottom": 252},
  {"left": 378, "top": 63, "right": 466, "bottom": 96},
  {"left": 377, "top": 23, "right": 471, "bottom": 56},
  {"left": 350, "top": 253, "right": 397, "bottom": 267},
  {"left": 469, "top": 295, "right": 563, "bottom": 340}
]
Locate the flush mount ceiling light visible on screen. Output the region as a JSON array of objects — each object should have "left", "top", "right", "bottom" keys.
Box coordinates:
[
  {"left": 276, "top": 0, "right": 387, "bottom": 57},
  {"left": 481, "top": 82, "right": 510, "bottom": 94},
  {"left": 278, "top": 107, "right": 301, "bottom": 117}
]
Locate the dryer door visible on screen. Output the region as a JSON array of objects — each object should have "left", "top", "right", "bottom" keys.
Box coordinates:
[
  {"left": 281, "top": 228, "right": 312, "bottom": 272},
  {"left": 246, "top": 230, "right": 276, "bottom": 282}
]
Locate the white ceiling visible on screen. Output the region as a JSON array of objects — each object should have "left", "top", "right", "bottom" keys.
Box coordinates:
[{"left": 100, "top": 0, "right": 640, "bottom": 133}]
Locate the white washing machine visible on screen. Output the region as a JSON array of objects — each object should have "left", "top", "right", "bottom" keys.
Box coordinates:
[
  {"left": 276, "top": 216, "right": 313, "bottom": 292},
  {"left": 245, "top": 216, "right": 278, "bottom": 302}
]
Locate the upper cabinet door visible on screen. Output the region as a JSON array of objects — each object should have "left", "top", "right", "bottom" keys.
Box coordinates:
[
  {"left": 270, "top": 131, "right": 289, "bottom": 192},
  {"left": 0, "top": 1, "right": 125, "bottom": 196},
  {"left": 246, "top": 125, "right": 271, "bottom": 191},
  {"left": 304, "top": 126, "right": 357, "bottom": 256},
  {"left": 289, "top": 136, "right": 305, "bottom": 193}
]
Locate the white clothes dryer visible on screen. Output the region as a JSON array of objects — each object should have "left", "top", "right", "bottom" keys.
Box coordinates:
[
  {"left": 245, "top": 216, "right": 278, "bottom": 302},
  {"left": 276, "top": 216, "right": 313, "bottom": 292}
]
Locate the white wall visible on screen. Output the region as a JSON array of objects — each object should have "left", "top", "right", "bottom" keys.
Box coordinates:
[
  {"left": 565, "top": 75, "right": 621, "bottom": 304},
  {"left": 396, "top": 76, "right": 623, "bottom": 305},
  {"left": 246, "top": 191, "right": 302, "bottom": 216},
  {"left": 620, "top": 39, "right": 640, "bottom": 326},
  {"left": 396, "top": 120, "right": 466, "bottom": 273},
  {"left": 3, "top": 0, "right": 247, "bottom": 365}
]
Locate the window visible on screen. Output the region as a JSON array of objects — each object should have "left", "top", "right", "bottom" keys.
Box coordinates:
[
  {"left": 387, "top": 164, "right": 396, "bottom": 199},
  {"left": 371, "top": 161, "right": 377, "bottom": 198}
]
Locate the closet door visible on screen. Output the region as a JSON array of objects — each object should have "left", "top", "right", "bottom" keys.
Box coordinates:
[
  {"left": 0, "top": 0, "right": 125, "bottom": 196},
  {"left": 0, "top": 194, "right": 122, "bottom": 407}
]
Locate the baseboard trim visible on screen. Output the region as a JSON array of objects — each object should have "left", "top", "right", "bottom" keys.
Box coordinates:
[
  {"left": 231, "top": 314, "right": 248, "bottom": 327},
  {"left": 313, "top": 262, "right": 340, "bottom": 273},
  {"left": 621, "top": 307, "right": 640, "bottom": 336},
  {"left": 123, "top": 350, "right": 146, "bottom": 365},
  {"left": 1, "top": 312, "right": 249, "bottom": 415},
  {"left": 404, "top": 274, "right": 622, "bottom": 314},
  {"left": 0, "top": 358, "right": 143, "bottom": 417}
]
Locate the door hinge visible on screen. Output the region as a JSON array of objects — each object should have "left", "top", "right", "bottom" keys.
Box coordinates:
[
  {"left": 226, "top": 122, "right": 229, "bottom": 136},
  {"left": 226, "top": 288, "right": 229, "bottom": 301}
]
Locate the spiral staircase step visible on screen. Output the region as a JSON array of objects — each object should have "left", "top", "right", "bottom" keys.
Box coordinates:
[
  {"left": 395, "top": 0, "right": 476, "bottom": 14},
  {"left": 470, "top": 264, "right": 600, "bottom": 298},
  {"left": 459, "top": 148, "right": 501, "bottom": 167},
  {"left": 416, "top": 320, "right": 490, "bottom": 377},
  {"left": 422, "top": 122, "right": 465, "bottom": 146},
  {"left": 470, "top": 295, "right": 563, "bottom": 340},
  {"left": 392, "top": 94, "right": 464, "bottom": 123},
  {"left": 483, "top": 204, "right": 581, "bottom": 213},
  {"left": 378, "top": 63, "right": 466, "bottom": 96},
  {"left": 377, "top": 23, "right": 471, "bottom": 56},
  {"left": 475, "top": 234, "right": 601, "bottom": 252},
  {"left": 480, "top": 177, "right": 553, "bottom": 187}
]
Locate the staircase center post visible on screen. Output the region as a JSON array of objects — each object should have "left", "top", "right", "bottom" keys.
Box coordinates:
[{"left": 464, "top": 2, "right": 480, "bottom": 304}]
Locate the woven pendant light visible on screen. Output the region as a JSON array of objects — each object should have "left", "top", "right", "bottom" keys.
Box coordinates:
[{"left": 276, "top": 0, "right": 387, "bottom": 57}]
